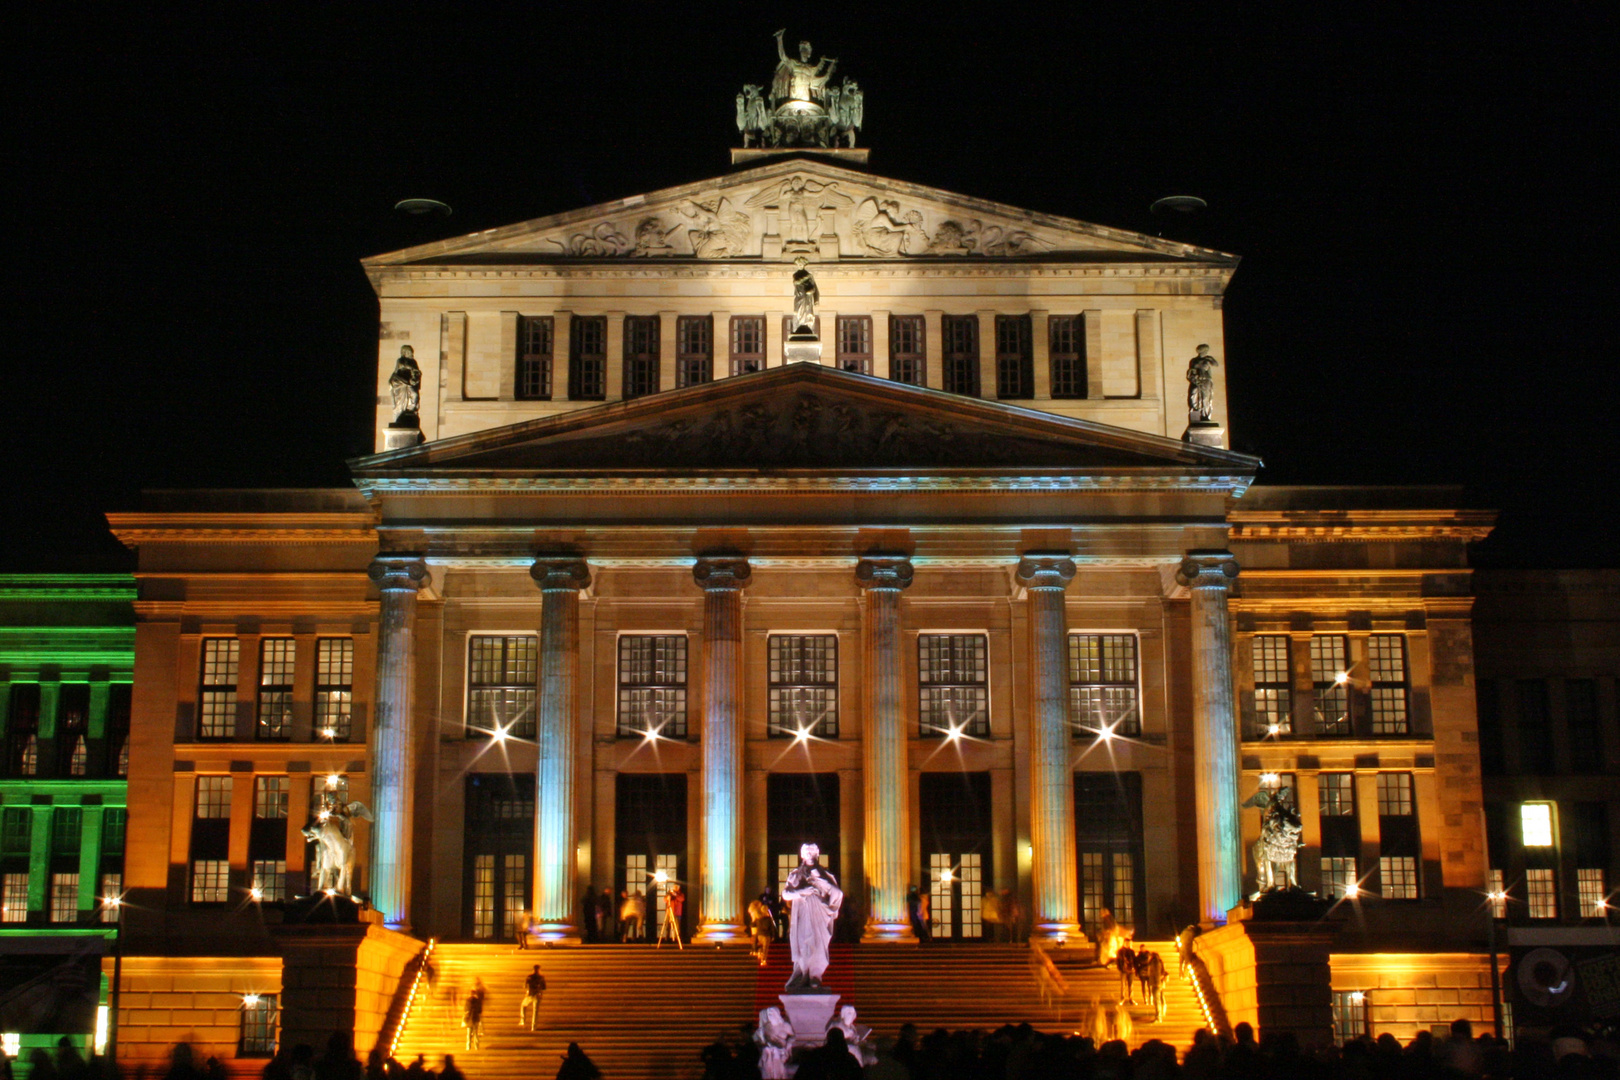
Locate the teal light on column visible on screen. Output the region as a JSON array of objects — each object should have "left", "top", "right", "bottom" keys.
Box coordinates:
[
  {"left": 1179, "top": 551, "right": 1242, "bottom": 923},
  {"left": 531, "top": 557, "right": 590, "bottom": 939},
  {"left": 693, "top": 556, "right": 749, "bottom": 942},
  {"left": 367, "top": 555, "right": 429, "bottom": 930}
]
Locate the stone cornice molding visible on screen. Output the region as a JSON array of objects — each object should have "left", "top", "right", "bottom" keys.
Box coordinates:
[
  {"left": 1015, "top": 552, "right": 1077, "bottom": 590},
  {"left": 368, "top": 555, "right": 430, "bottom": 593},
  {"left": 855, "top": 554, "right": 915, "bottom": 592},
  {"left": 530, "top": 556, "right": 592, "bottom": 592},
  {"left": 369, "top": 262, "right": 1230, "bottom": 284},
  {"left": 107, "top": 512, "right": 377, "bottom": 546},
  {"left": 1177, "top": 551, "right": 1240, "bottom": 592},
  {"left": 356, "top": 474, "right": 1254, "bottom": 496},
  {"left": 692, "top": 555, "right": 752, "bottom": 591}
]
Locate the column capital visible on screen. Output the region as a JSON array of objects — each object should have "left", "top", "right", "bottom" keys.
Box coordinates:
[
  {"left": 530, "top": 556, "right": 591, "bottom": 592},
  {"left": 368, "top": 554, "right": 429, "bottom": 592},
  {"left": 856, "top": 554, "right": 914, "bottom": 592},
  {"left": 1016, "top": 551, "right": 1076, "bottom": 590},
  {"left": 1177, "top": 550, "right": 1240, "bottom": 591},
  {"left": 693, "top": 555, "right": 752, "bottom": 591}
]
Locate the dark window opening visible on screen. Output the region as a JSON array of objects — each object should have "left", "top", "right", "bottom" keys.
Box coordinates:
[
  {"left": 676, "top": 315, "right": 713, "bottom": 387},
  {"left": 517, "top": 315, "right": 554, "bottom": 400},
  {"left": 942, "top": 315, "right": 979, "bottom": 396},
  {"left": 890, "top": 315, "right": 925, "bottom": 386},
  {"left": 569, "top": 315, "right": 607, "bottom": 400},
  {"left": 994, "top": 315, "right": 1033, "bottom": 399},
  {"left": 1049, "top": 316, "right": 1088, "bottom": 398}
]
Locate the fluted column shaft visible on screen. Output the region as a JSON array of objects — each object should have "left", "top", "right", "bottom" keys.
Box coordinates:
[
  {"left": 368, "top": 554, "right": 429, "bottom": 929},
  {"left": 531, "top": 557, "right": 591, "bottom": 938},
  {"left": 858, "top": 555, "right": 916, "bottom": 942},
  {"left": 1179, "top": 551, "right": 1242, "bottom": 923},
  {"left": 693, "top": 556, "right": 751, "bottom": 942},
  {"left": 1017, "top": 553, "right": 1081, "bottom": 940}
]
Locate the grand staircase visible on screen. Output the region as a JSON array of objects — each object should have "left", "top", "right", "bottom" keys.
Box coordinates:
[{"left": 389, "top": 941, "right": 1212, "bottom": 1079}]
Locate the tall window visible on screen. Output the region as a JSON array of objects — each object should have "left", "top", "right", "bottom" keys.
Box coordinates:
[
  {"left": 257, "top": 639, "right": 295, "bottom": 741},
  {"left": 192, "top": 776, "right": 233, "bottom": 904},
  {"left": 942, "top": 315, "right": 979, "bottom": 396},
  {"left": 1368, "top": 635, "right": 1409, "bottom": 735},
  {"left": 98, "top": 874, "right": 121, "bottom": 922},
  {"left": 239, "top": 994, "right": 278, "bottom": 1056},
  {"left": 1526, "top": 868, "right": 1558, "bottom": 919},
  {"left": 1517, "top": 679, "right": 1554, "bottom": 772},
  {"left": 199, "top": 638, "right": 240, "bottom": 740},
  {"left": 1319, "top": 773, "right": 1359, "bottom": 898},
  {"left": 569, "top": 315, "right": 607, "bottom": 400},
  {"left": 53, "top": 808, "right": 82, "bottom": 859},
  {"left": 835, "top": 315, "right": 872, "bottom": 374},
  {"left": 1049, "top": 315, "right": 1087, "bottom": 398},
  {"left": 617, "top": 635, "right": 688, "bottom": 739},
  {"left": 1253, "top": 636, "right": 1293, "bottom": 736},
  {"left": 1567, "top": 679, "right": 1603, "bottom": 774},
  {"left": 1, "top": 873, "right": 27, "bottom": 922},
  {"left": 254, "top": 776, "right": 290, "bottom": 820},
  {"left": 768, "top": 635, "right": 838, "bottom": 738},
  {"left": 1575, "top": 802, "right": 1610, "bottom": 917},
  {"left": 58, "top": 684, "right": 89, "bottom": 777},
  {"left": 676, "top": 315, "right": 713, "bottom": 387},
  {"left": 1376, "top": 773, "right": 1419, "bottom": 899},
  {"left": 1476, "top": 678, "right": 1505, "bottom": 775},
  {"left": 50, "top": 872, "right": 79, "bottom": 923},
  {"left": 106, "top": 683, "right": 131, "bottom": 777},
  {"left": 994, "top": 315, "right": 1033, "bottom": 399},
  {"left": 730, "top": 316, "right": 765, "bottom": 375},
  {"left": 467, "top": 636, "right": 538, "bottom": 738},
  {"left": 7, "top": 683, "right": 40, "bottom": 776},
  {"left": 1579, "top": 868, "right": 1607, "bottom": 918},
  {"left": 918, "top": 634, "right": 989, "bottom": 738},
  {"left": 1311, "top": 636, "right": 1351, "bottom": 736},
  {"left": 890, "top": 315, "right": 925, "bottom": 386},
  {"left": 517, "top": 315, "right": 554, "bottom": 400},
  {"left": 1332, "top": 991, "right": 1369, "bottom": 1043},
  {"left": 1, "top": 808, "right": 28, "bottom": 858},
  {"left": 1487, "top": 868, "right": 1507, "bottom": 918},
  {"left": 315, "top": 638, "right": 354, "bottom": 741},
  {"left": 1069, "top": 634, "right": 1140, "bottom": 738},
  {"left": 623, "top": 315, "right": 660, "bottom": 399}
]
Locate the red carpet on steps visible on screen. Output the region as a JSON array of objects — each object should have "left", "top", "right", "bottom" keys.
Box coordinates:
[{"left": 754, "top": 943, "right": 855, "bottom": 1010}]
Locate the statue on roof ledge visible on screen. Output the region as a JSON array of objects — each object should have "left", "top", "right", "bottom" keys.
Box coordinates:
[{"left": 735, "top": 31, "right": 863, "bottom": 150}]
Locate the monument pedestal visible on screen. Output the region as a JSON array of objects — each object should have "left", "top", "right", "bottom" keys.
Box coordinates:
[
  {"left": 779, "top": 991, "right": 840, "bottom": 1048},
  {"left": 384, "top": 420, "right": 423, "bottom": 451},
  {"left": 1182, "top": 420, "right": 1226, "bottom": 448},
  {"left": 783, "top": 332, "right": 823, "bottom": 364},
  {"left": 270, "top": 908, "right": 423, "bottom": 1058},
  {"left": 1192, "top": 894, "right": 1339, "bottom": 1049}
]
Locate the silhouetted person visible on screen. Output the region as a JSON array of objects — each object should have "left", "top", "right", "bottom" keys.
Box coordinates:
[
  {"left": 557, "top": 1043, "right": 601, "bottom": 1080},
  {"left": 163, "top": 1042, "right": 200, "bottom": 1080},
  {"left": 440, "top": 1055, "right": 465, "bottom": 1080},
  {"left": 701, "top": 1033, "right": 735, "bottom": 1080},
  {"left": 26, "top": 1049, "right": 59, "bottom": 1080},
  {"left": 54, "top": 1038, "right": 88, "bottom": 1080},
  {"left": 404, "top": 1055, "right": 428, "bottom": 1080},
  {"left": 795, "top": 1028, "right": 863, "bottom": 1080},
  {"left": 316, "top": 1031, "right": 362, "bottom": 1080}
]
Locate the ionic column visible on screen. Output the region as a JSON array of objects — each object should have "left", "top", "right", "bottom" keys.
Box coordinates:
[
  {"left": 1017, "top": 552, "right": 1081, "bottom": 941},
  {"left": 530, "top": 556, "right": 591, "bottom": 940},
  {"left": 367, "top": 553, "right": 429, "bottom": 930},
  {"left": 857, "top": 554, "right": 916, "bottom": 943},
  {"left": 693, "top": 556, "right": 751, "bottom": 943},
  {"left": 1177, "top": 550, "right": 1242, "bottom": 924}
]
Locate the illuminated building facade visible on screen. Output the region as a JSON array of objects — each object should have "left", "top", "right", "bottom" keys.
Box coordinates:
[
  {"left": 0, "top": 575, "right": 134, "bottom": 1064},
  {"left": 104, "top": 158, "right": 1506, "bottom": 1066}
]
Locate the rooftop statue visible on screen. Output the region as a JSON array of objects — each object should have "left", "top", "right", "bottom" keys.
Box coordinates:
[
  {"left": 1187, "top": 344, "right": 1219, "bottom": 423},
  {"left": 389, "top": 345, "right": 422, "bottom": 424},
  {"left": 737, "top": 31, "right": 863, "bottom": 150},
  {"left": 791, "top": 261, "right": 820, "bottom": 334}
]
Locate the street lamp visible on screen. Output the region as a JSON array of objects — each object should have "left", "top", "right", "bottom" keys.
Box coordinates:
[
  {"left": 101, "top": 893, "right": 124, "bottom": 1067},
  {"left": 1486, "top": 888, "right": 1508, "bottom": 1038}
]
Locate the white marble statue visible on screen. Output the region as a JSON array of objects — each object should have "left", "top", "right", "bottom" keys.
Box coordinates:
[
  {"left": 302, "top": 797, "right": 374, "bottom": 896},
  {"left": 755, "top": 1006, "right": 794, "bottom": 1079},
  {"left": 827, "top": 1004, "right": 872, "bottom": 1064},
  {"left": 783, "top": 842, "right": 843, "bottom": 991}
]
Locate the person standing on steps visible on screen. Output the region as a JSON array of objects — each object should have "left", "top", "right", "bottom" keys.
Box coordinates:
[
  {"left": 519, "top": 964, "right": 546, "bottom": 1032},
  {"left": 748, "top": 891, "right": 776, "bottom": 967},
  {"left": 658, "top": 882, "right": 685, "bottom": 948},
  {"left": 462, "top": 978, "right": 486, "bottom": 1051}
]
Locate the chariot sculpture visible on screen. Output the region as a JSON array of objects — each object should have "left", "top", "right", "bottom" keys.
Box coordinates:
[{"left": 736, "top": 31, "right": 863, "bottom": 150}]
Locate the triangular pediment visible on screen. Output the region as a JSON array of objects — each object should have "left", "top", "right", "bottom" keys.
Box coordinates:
[
  {"left": 363, "top": 158, "right": 1235, "bottom": 269},
  {"left": 350, "top": 365, "right": 1258, "bottom": 479}
]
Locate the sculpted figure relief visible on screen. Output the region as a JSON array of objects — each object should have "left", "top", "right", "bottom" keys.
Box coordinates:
[
  {"left": 852, "top": 197, "right": 929, "bottom": 256},
  {"left": 679, "top": 195, "right": 752, "bottom": 258},
  {"left": 548, "top": 222, "right": 630, "bottom": 257},
  {"left": 1187, "top": 344, "right": 1219, "bottom": 421},
  {"left": 782, "top": 842, "right": 843, "bottom": 991},
  {"left": 302, "top": 795, "right": 375, "bottom": 896},
  {"left": 388, "top": 345, "right": 421, "bottom": 422},
  {"left": 631, "top": 217, "right": 681, "bottom": 257},
  {"left": 747, "top": 176, "right": 851, "bottom": 247}
]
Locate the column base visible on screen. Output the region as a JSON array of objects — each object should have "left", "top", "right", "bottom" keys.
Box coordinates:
[
  {"left": 694, "top": 920, "right": 750, "bottom": 945},
  {"left": 861, "top": 918, "right": 918, "bottom": 944},
  {"left": 1029, "top": 921, "right": 1088, "bottom": 948},
  {"left": 532, "top": 920, "right": 581, "bottom": 945}
]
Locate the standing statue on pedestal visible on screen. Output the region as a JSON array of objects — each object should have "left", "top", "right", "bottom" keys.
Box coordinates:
[
  {"left": 1186, "top": 344, "right": 1219, "bottom": 423},
  {"left": 1243, "top": 783, "right": 1304, "bottom": 897},
  {"left": 302, "top": 794, "right": 375, "bottom": 896},
  {"left": 389, "top": 345, "right": 422, "bottom": 424},
  {"left": 771, "top": 30, "right": 837, "bottom": 109},
  {"left": 791, "top": 262, "right": 820, "bottom": 334},
  {"left": 782, "top": 842, "right": 843, "bottom": 990}
]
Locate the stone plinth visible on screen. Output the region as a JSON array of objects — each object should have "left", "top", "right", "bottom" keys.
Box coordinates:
[
  {"left": 731, "top": 147, "right": 870, "bottom": 166},
  {"left": 1182, "top": 420, "right": 1226, "bottom": 448},
  {"left": 783, "top": 332, "right": 823, "bottom": 364},
  {"left": 271, "top": 915, "right": 424, "bottom": 1058},
  {"left": 779, "top": 991, "right": 840, "bottom": 1048},
  {"left": 1194, "top": 908, "right": 1339, "bottom": 1049},
  {"left": 383, "top": 422, "right": 423, "bottom": 451}
]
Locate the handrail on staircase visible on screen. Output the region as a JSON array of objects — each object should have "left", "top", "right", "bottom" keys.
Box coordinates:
[
  {"left": 381, "top": 937, "right": 437, "bottom": 1060},
  {"left": 1176, "top": 927, "right": 1231, "bottom": 1040}
]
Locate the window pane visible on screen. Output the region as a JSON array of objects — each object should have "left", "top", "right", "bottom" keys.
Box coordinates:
[
  {"left": 200, "top": 639, "right": 241, "bottom": 740},
  {"left": 191, "top": 860, "right": 230, "bottom": 904},
  {"left": 254, "top": 777, "right": 290, "bottom": 820},
  {"left": 468, "top": 636, "right": 539, "bottom": 738},
  {"left": 316, "top": 639, "right": 355, "bottom": 741},
  {"left": 196, "top": 776, "right": 233, "bottom": 819},
  {"left": 767, "top": 636, "right": 839, "bottom": 737},
  {"left": 617, "top": 636, "right": 689, "bottom": 738},
  {"left": 1526, "top": 868, "right": 1558, "bottom": 918},
  {"left": 890, "top": 315, "right": 925, "bottom": 386},
  {"left": 1376, "top": 773, "right": 1414, "bottom": 817},
  {"left": 251, "top": 860, "right": 288, "bottom": 902},
  {"left": 1578, "top": 868, "right": 1607, "bottom": 917},
  {"left": 50, "top": 872, "right": 80, "bottom": 922},
  {"left": 518, "top": 315, "right": 554, "bottom": 400},
  {"left": 1, "top": 874, "right": 28, "bottom": 922},
  {"left": 1319, "top": 773, "right": 1355, "bottom": 816},
  {"left": 1069, "top": 634, "right": 1139, "bottom": 737},
  {"left": 240, "top": 994, "right": 278, "bottom": 1055},
  {"left": 1311, "top": 636, "right": 1351, "bottom": 735},
  {"left": 918, "top": 634, "right": 989, "bottom": 737}
]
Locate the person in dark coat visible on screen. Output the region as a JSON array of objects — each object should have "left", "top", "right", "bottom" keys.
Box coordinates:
[{"left": 557, "top": 1043, "right": 602, "bottom": 1080}]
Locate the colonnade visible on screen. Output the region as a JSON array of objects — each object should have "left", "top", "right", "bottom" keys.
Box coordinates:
[{"left": 363, "top": 549, "right": 1243, "bottom": 938}]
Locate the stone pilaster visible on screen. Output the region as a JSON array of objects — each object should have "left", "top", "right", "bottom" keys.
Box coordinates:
[
  {"left": 1178, "top": 550, "right": 1242, "bottom": 923},
  {"left": 530, "top": 556, "right": 591, "bottom": 940},
  {"left": 857, "top": 554, "right": 916, "bottom": 943},
  {"left": 692, "top": 556, "right": 751, "bottom": 943},
  {"left": 1016, "top": 552, "right": 1081, "bottom": 942},
  {"left": 366, "top": 554, "right": 429, "bottom": 930}
]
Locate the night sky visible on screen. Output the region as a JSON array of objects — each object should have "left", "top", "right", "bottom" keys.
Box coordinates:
[{"left": 6, "top": 5, "right": 1614, "bottom": 569}]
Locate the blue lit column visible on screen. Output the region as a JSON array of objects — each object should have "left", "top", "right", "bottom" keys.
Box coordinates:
[
  {"left": 693, "top": 556, "right": 750, "bottom": 943},
  {"left": 530, "top": 556, "right": 591, "bottom": 939},
  {"left": 858, "top": 554, "right": 916, "bottom": 942},
  {"left": 368, "top": 553, "right": 429, "bottom": 929},
  {"left": 1178, "top": 551, "right": 1242, "bottom": 923},
  {"left": 1017, "top": 552, "right": 1081, "bottom": 942}
]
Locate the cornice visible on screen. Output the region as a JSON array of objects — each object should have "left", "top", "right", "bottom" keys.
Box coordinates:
[
  {"left": 1231, "top": 525, "right": 1493, "bottom": 542},
  {"left": 416, "top": 554, "right": 1183, "bottom": 571},
  {"left": 355, "top": 473, "right": 1253, "bottom": 496},
  {"left": 107, "top": 512, "right": 377, "bottom": 546},
  {"left": 369, "top": 262, "right": 1228, "bottom": 283}
]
